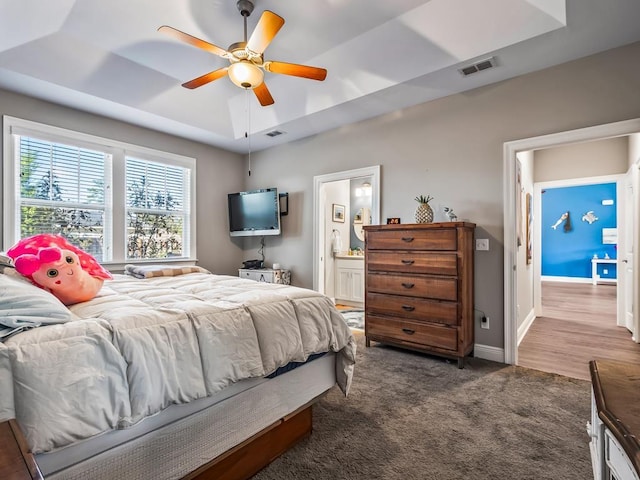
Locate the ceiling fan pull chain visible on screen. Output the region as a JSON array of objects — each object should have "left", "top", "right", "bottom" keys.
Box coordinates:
[
  {"left": 246, "top": 90, "right": 252, "bottom": 176},
  {"left": 246, "top": 131, "right": 251, "bottom": 176}
]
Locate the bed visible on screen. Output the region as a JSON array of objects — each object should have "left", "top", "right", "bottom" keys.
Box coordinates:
[{"left": 0, "top": 268, "right": 356, "bottom": 479}]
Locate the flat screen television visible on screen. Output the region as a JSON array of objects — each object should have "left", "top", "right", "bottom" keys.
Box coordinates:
[{"left": 228, "top": 188, "right": 281, "bottom": 237}]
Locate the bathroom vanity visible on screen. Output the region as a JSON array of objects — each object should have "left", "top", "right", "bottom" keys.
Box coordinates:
[{"left": 334, "top": 255, "right": 365, "bottom": 307}]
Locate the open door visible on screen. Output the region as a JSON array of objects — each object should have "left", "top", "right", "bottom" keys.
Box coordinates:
[{"left": 619, "top": 175, "right": 634, "bottom": 335}]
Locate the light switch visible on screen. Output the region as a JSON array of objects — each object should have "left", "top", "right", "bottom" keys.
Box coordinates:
[{"left": 476, "top": 239, "right": 489, "bottom": 251}]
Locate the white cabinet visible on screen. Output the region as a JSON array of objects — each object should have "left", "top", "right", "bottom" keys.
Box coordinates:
[
  {"left": 238, "top": 268, "right": 291, "bottom": 284},
  {"left": 606, "top": 429, "right": 639, "bottom": 480},
  {"left": 588, "top": 390, "right": 605, "bottom": 480},
  {"left": 334, "top": 258, "right": 364, "bottom": 306}
]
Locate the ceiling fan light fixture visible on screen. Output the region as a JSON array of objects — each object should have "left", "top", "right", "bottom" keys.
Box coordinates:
[
  {"left": 159, "top": 4, "right": 325, "bottom": 105},
  {"left": 228, "top": 61, "right": 264, "bottom": 89}
]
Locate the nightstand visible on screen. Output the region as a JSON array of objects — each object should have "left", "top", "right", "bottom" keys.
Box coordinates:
[
  {"left": 238, "top": 268, "right": 291, "bottom": 284},
  {"left": 0, "top": 419, "right": 43, "bottom": 480}
]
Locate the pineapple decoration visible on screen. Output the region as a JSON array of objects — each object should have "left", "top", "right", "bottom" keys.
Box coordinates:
[{"left": 414, "top": 195, "right": 434, "bottom": 223}]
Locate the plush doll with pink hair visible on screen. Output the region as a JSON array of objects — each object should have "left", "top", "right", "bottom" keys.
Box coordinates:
[{"left": 7, "top": 234, "right": 112, "bottom": 305}]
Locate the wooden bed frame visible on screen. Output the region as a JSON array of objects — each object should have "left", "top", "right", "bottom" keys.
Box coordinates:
[
  {"left": 183, "top": 389, "right": 328, "bottom": 479},
  {"left": 2, "top": 399, "right": 319, "bottom": 480},
  {"left": 184, "top": 404, "right": 313, "bottom": 480}
]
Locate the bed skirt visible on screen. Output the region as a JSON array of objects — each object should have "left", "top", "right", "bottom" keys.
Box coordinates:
[{"left": 39, "top": 353, "right": 337, "bottom": 480}]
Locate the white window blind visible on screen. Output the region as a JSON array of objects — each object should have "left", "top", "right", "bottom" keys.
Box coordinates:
[{"left": 17, "top": 136, "right": 110, "bottom": 261}]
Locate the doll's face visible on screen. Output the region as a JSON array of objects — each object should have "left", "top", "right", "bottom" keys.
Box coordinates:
[{"left": 31, "top": 249, "right": 83, "bottom": 290}]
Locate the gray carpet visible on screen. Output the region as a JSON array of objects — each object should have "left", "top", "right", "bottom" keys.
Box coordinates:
[{"left": 254, "top": 332, "right": 592, "bottom": 480}]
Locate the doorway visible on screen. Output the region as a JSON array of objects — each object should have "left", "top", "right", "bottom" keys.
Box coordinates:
[
  {"left": 312, "top": 166, "right": 380, "bottom": 295},
  {"left": 503, "top": 118, "right": 640, "bottom": 366},
  {"left": 519, "top": 173, "right": 629, "bottom": 379}
]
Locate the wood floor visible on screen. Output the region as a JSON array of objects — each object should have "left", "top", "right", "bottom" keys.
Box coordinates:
[{"left": 517, "top": 281, "right": 640, "bottom": 380}]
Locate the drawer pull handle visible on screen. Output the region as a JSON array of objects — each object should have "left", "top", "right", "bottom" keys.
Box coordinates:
[
  {"left": 402, "top": 328, "right": 415, "bottom": 335},
  {"left": 401, "top": 305, "right": 415, "bottom": 312},
  {"left": 401, "top": 237, "right": 414, "bottom": 242},
  {"left": 401, "top": 259, "right": 415, "bottom": 265},
  {"left": 401, "top": 283, "right": 415, "bottom": 289}
]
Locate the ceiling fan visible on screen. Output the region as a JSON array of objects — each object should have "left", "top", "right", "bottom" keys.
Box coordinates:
[{"left": 158, "top": 0, "right": 327, "bottom": 106}]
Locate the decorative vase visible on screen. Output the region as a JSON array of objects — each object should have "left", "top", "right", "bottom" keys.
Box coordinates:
[{"left": 415, "top": 202, "right": 434, "bottom": 223}]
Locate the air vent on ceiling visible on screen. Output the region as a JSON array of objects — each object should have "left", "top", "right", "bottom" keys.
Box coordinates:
[
  {"left": 266, "top": 130, "right": 285, "bottom": 138},
  {"left": 459, "top": 57, "right": 496, "bottom": 77}
]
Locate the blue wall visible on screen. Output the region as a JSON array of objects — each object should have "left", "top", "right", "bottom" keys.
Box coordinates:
[{"left": 541, "top": 183, "right": 617, "bottom": 279}]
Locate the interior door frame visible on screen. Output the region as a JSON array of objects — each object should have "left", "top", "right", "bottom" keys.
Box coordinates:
[
  {"left": 503, "top": 118, "right": 640, "bottom": 365},
  {"left": 629, "top": 155, "right": 640, "bottom": 336},
  {"left": 532, "top": 174, "right": 625, "bottom": 317},
  {"left": 313, "top": 166, "right": 380, "bottom": 293}
]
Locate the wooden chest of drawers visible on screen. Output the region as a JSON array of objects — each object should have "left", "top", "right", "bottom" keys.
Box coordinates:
[{"left": 363, "top": 222, "right": 475, "bottom": 367}]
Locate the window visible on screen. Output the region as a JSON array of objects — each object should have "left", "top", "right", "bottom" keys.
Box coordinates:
[
  {"left": 3, "top": 116, "right": 196, "bottom": 267},
  {"left": 126, "top": 157, "right": 189, "bottom": 259}
]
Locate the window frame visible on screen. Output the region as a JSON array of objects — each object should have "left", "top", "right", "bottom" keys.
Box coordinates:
[{"left": 2, "top": 116, "right": 197, "bottom": 270}]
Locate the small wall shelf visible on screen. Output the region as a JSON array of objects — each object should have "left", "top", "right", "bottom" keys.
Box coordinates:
[{"left": 591, "top": 258, "right": 617, "bottom": 285}]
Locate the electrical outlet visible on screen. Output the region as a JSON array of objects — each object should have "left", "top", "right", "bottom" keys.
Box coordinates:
[
  {"left": 481, "top": 316, "right": 490, "bottom": 329},
  {"left": 476, "top": 239, "right": 489, "bottom": 251}
]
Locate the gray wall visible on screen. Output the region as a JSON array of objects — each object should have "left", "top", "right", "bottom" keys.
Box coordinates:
[
  {"left": 534, "top": 136, "right": 629, "bottom": 182},
  {"left": 0, "top": 89, "right": 246, "bottom": 275},
  {"left": 243, "top": 41, "right": 640, "bottom": 349}
]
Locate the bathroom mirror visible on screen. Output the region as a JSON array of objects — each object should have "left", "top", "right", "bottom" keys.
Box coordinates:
[{"left": 353, "top": 207, "right": 371, "bottom": 241}]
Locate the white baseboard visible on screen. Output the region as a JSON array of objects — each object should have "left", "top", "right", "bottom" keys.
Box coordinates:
[
  {"left": 474, "top": 344, "right": 504, "bottom": 363},
  {"left": 541, "top": 275, "right": 592, "bottom": 284},
  {"left": 517, "top": 309, "right": 536, "bottom": 346}
]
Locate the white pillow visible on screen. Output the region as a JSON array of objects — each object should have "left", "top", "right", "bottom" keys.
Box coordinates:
[{"left": 0, "top": 273, "right": 73, "bottom": 339}]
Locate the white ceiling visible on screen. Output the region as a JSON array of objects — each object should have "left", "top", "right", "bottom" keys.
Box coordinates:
[{"left": 0, "top": 0, "right": 639, "bottom": 153}]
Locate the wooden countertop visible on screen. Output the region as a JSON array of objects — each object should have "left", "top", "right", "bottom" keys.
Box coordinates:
[{"left": 590, "top": 360, "right": 640, "bottom": 476}]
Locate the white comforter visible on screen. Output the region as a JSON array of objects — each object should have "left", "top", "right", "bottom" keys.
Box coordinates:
[{"left": 0, "top": 273, "right": 356, "bottom": 454}]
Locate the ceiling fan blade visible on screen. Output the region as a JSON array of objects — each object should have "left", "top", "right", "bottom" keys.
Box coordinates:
[
  {"left": 246, "top": 11, "right": 284, "bottom": 54},
  {"left": 264, "top": 61, "right": 327, "bottom": 81},
  {"left": 254, "top": 82, "right": 274, "bottom": 106},
  {"left": 182, "top": 67, "right": 229, "bottom": 89},
  {"left": 158, "top": 25, "right": 230, "bottom": 58}
]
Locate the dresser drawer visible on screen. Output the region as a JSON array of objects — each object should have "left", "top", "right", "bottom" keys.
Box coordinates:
[
  {"left": 366, "top": 292, "right": 458, "bottom": 326},
  {"left": 366, "top": 228, "right": 457, "bottom": 251},
  {"left": 366, "top": 315, "right": 458, "bottom": 350},
  {"left": 367, "top": 273, "right": 458, "bottom": 301},
  {"left": 367, "top": 251, "right": 458, "bottom": 275}
]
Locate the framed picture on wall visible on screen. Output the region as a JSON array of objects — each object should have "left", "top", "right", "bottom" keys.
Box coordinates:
[{"left": 332, "top": 204, "right": 345, "bottom": 223}]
